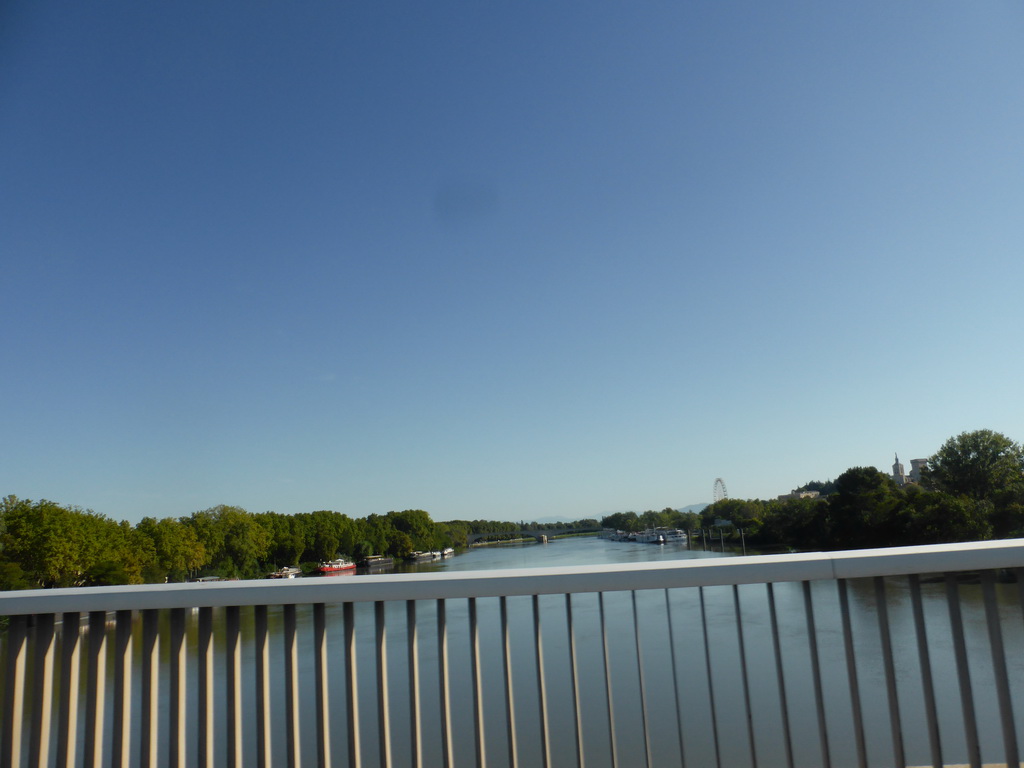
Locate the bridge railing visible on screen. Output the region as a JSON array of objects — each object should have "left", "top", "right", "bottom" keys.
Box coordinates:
[{"left": 2, "top": 540, "right": 1024, "bottom": 768}]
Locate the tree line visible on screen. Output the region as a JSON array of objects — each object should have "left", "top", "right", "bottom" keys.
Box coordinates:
[
  {"left": 662, "top": 429, "right": 1024, "bottom": 552},
  {"left": 5, "top": 429, "right": 1020, "bottom": 589},
  {"left": 0, "top": 500, "right": 598, "bottom": 590}
]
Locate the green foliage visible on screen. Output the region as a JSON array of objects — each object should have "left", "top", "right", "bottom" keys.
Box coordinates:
[
  {"left": 136, "top": 516, "right": 206, "bottom": 581},
  {"left": 601, "top": 511, "right": 640, "bottom": 531},
  {"left": 922, "top": 430, "right": 1024, "bottom": 501},
  {"left": 0, "top": 497, "right": 154, "bottom": 587},
  {"left": 796, "top": 479, "right": 837, "bottom": 496},
  {"left": 695, "top": 432, "right": 1024, "bottom": 552},
  {"left": 5, "top": 428, "right": 1024, "bottom": 590},
  {"left": 387, "top": 509, "right": 437, "bottom": 550}
]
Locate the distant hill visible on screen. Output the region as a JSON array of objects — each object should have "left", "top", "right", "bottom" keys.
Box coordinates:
[{"left": 675, "top": 503, "right": 708, "bottom": 514}]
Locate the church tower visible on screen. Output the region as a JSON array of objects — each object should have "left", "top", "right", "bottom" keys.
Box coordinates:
[{"left": 892, "top": 453, "right": 906, "bottom": 486}]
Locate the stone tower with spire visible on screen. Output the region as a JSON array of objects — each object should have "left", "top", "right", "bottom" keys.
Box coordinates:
[{"left": 892, "top": 453, "right": 906, "bottom": 486}]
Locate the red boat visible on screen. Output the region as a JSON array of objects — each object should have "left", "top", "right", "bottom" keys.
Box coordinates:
[{"left": 316, "top": 557, "right": 357, "bottom": 574}]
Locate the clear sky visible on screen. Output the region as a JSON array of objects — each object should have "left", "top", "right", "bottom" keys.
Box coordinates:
[{"left": 3, "top": 2, "right": 1023, "bottom": 524}]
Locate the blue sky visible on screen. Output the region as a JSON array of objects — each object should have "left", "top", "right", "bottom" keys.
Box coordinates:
[{"left": 3, "top": 2, "right": 1023, "bottom": 524}]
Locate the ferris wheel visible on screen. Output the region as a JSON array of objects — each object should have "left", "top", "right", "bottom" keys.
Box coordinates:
[{"left": 713, "top": 478, "right": 728, "bottom": 504}]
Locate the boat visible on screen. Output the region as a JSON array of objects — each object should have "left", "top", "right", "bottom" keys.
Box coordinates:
[
  {"left": 409, "top": 551, "right": 434, "bottom": 561},
  {"left": 661, "top": 528, "right": 688, "bottom": 544},
  {"left": 267, "top": 566, "right": 302, "bottom": 579},
  {"left": 441, "top": 547, "right": 455, "bottom": 557},
  {"left": 634, "top": 529, "right": 662, "bottom": 543},
  {"left": 316, "top": 558, "right": 356, "bottom": 574},
  {"left": 360, "top": 554, "right": 394, "bottom": 569},
  {"left": 630, "top": 527, "right": 688, "bottom": 544}
]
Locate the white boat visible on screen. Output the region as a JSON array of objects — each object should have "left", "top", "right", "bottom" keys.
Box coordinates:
[
  {"left": 634, "top": 528, "right": 687, "bottom": 544},
  {"left": 267, "top": 566, "right": 302, "bottom": 579},
  {"left": 634, "top": 529, "right": 662, "bottom": 543}
]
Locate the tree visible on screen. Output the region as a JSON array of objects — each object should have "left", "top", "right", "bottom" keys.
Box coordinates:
[
  {"left": 922, "top": 429, "right": 1024, "bottom": 501},
  {"left": 186, "top": 506, "right": 270, "bottom": 578},
  {"left": 905, "top": 487, "right": 993, "bottom": 544},
  {"left": 387, "top": 510, "right": 437, "bottom": 550},
  {"left": 827, "top": 467, "right": 905, "bottom": 549},
  {"left": 136, "top": 517, "right": 207, "bottom": 581},
  {"left": 601, "top": 512, "right": 640, "bottom": 531}
]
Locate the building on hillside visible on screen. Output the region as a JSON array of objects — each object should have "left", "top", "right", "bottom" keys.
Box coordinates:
[
  {"left": 777, "top": 489, "right": 820, "bottom": 501},
  {"left": 892, "top": 454, "right": 906, "bottom": 486},
  {"left": 892, "top": 453, "right": 929, "bottom": 486}
]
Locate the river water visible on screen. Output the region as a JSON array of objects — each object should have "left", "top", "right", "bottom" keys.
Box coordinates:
[
  {"left": 76, "top": 536, "right": 1024, "bottom": 767},
  {"left": 388, "top": 537, "right": 1023, "bottom": 768}
]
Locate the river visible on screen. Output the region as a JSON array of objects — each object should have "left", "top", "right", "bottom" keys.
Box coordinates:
[
  {"left": 297, "top": 536, "right": 1021, "bottom": 768},
  {"left": 80, "top": 536, "right": 1024, "bottom": 767}
]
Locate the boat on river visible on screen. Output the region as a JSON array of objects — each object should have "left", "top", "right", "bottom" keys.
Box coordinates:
[
  {"left": 607, "top": 530, "right": 635, "bottom": 542},
  {"left": 628, "top": 528, "right": 688, "bottom": 544},
  {"left": 316, "top": 558, "right": 356, "bottom": 574},
  {"left": 360, "top": 554, "right": 394, "bottom": 569},
  {"left": 267, "top": 566, "right": 302, "bottom": 579}
]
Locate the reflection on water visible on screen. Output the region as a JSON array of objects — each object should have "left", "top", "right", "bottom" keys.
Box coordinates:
[{"left": 69, "top": 538, "right": 1024, "bottom": 767}]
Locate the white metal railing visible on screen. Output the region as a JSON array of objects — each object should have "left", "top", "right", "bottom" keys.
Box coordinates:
[{"left": 2, "top": 540, "right": 1023, "bottom": 768}]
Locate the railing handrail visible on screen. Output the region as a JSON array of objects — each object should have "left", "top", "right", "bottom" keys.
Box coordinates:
[{"left": 2, "top": 538, "right": 1023, "bottom": 616}]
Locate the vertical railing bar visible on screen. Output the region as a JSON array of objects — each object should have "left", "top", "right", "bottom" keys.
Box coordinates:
[
  {"left": 376, "top": 601, "right": 391, "bottom": 768},
  {"left": 980, "top": 570, "right": 1019, "bottom": 768},
  {"left": 699, "top": 587, "right": 723, "bottom": 768},
  {"left": 533, "top": 594, "right": 552, "bottom": 768},
  {"left": 566, "top": 594, "right": 585, "bottom": 768},
  {"left": 945, "top": 572, "right": 981, "bottom": 768},
  {"left": 837, "top": 580, "right": 867, "bottom": 768},
  {"left": 28, "top": 613, "right": 56, "bottom": 768},
  {"left": 226, "top": 605, "right": 243, "bottom": 768},
  {"left": 631, "top": 591, "right": 652, "bottom": 768},
  {"left": 469, "top": 597, "right": 487, "bottom": 768},
  {"left": 197, "top": 606, "right": 214, "bottom": 768},
  {"left": 500, "top": 596, "right": 519, "bottom": 768},
  {"left": 664, "top": 590, "right": 687, "bottom": 768},
  {"left": 254, "top": 605, "right": 271, "bottom": 768},
  {"left": 314, "top": 603, "right": 332, "bottom": 768},
  {"left": 733, "top": 585, "right": 757, "bottom": 768},
  {"left": 140, "top": 609, "right": 160, "bottom": 768},
  {"left": 598, "top": 593, "right": 618, "bottom": 768},
  {"left": 56, "top": 611, "right": 81, "bottom": 768},
  {"left": 766, "top": 584, "right": 794, "bottom": 768},
  {"left": 1, "top": 614, "right": 28, "bottom": 768},
  {"left": 169, "top": 607, "right": 187, "bottom": 768},
  {"left": 83, "top": 611, "right": 106, "bottom": 768},
  {"left": 284, "top": 603, "right": 302, "bottom": 768},
  {"left": 344, "top": 602, "right": 361, "bottom": 768},
  {"left": 803, "top": 581, "right": 831, "bottom": 768},
  {"left": 1017, "top": 568, "right": 1024, "bottom": 624},
  {"left": 438, "top": 599, "right": 454, "bottom": 768},
  {"left": 874, "top": 577, "right": 905, "bottom": 768},
  {"left": 111, "top": 609, "right": 133, "bottom": 768},
  {"left": 407, "top": 601, "right": 422, "bottom": 768},
  {"left": 908, "top": 574, "right": 942, "bottom": 768}
]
